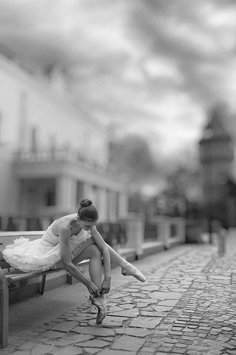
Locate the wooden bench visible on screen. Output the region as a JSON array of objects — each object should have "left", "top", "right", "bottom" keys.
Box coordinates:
[{"left": 0, "top": 231, "right": 88, "bottom": 348}]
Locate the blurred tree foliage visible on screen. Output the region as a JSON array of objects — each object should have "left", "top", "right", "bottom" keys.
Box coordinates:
[
  {"left": 109, "top": 134, "right": 158, "bottom": 183},
  {"left": 146, "top": 165, "right": 202, "bottom": 218}
]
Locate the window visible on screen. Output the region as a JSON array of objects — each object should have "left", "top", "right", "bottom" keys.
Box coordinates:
[{"left": 45, "top": 189, "right": 56, "bottom": 206}]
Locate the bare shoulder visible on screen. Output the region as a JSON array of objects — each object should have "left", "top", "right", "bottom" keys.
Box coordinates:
[
  {"left": 53, "top": 214, "right": 77, "bottom": 236},
  {"left": 56, "top": 213, "right": 77, "bottom": 224}
]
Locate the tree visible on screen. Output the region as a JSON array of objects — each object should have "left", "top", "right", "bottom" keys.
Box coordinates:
[{"left": 109, "top": 134, "right": 158, "bottom": 186}]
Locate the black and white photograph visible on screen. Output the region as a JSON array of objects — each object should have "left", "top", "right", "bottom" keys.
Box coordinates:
[{"left": 0, "top": 0, "right": 236, "bottom": 354}]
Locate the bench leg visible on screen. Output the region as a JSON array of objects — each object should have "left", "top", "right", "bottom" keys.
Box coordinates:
[
  {"left": 66, "top": 273, "right": 73, "bottom": 285},
  {"left": 39, "top": 274, "right": 46, "bottom": 295},
  {"left": 0, "top": 269, "right": 9, "bottom": 348}
]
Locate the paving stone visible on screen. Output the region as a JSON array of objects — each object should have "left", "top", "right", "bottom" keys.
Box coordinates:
[
  {"left": 30, "top": 343, "right": 54, "bottom": 355},
  {"left": 77, "top": 339, "right": 110, "bottom": 348},
  {"left": 119, "top": 303, "right": 135, "bottom": 309},
  {"left": 51, "top": 334, "right": 93, "bottom": 346},
  {"left": 17, "top": 341, "right": 40, "bottom": 351},
  {"left": 108, "top": 309, "right": 139, "bottom": 317},
  {"left": 50, "top": 321, "right": 78, "bottom": 332},
  {"left": 169, "top": 330, "right": 183, "bottom": 336},
  {"left": 107, "top": 305, "right": 124, "bottom": 312},
  {"left": 129, "top": 317, "right": 162, "bottom": 328},
  {"left": 171, "top": 347, "right": 186, "bottom": 354},
  {"left": 116, "top": 327, "right": 150, "bottom": 337},
  {"left": 140, "top": 310, "right": 165, "bottom": 317},
  {"left": 151, "top": 292, "right": 182, "bottom": 300},
  {"left": 135, "top": 299, "right": 157, "bottom": 304},
  {"left": 141, "top": 285, "right": 160, "bottom": 291},
  {"left": 224, "top": 350, "right": 236, "bottom": 355},
  {"left": 131, "top": 292, "right": 149, "bottom": 298},
  {"left": 95, "top": 315, "right": 127, "bottom": 327},
  {"left": 111, "top": 335, "right": 145, "bottom": 351},
  {"left": 150, "top": 305, "right": 172, "bottom": 312},
  {"left": 163, "top": 338, "right": 178, "bottom": 344},
  {"left": 225, "top": 342, "right": 236, "bottom": 350},
  {"left": 98, "top": 350, "right": 136, "bottom": 355},
  {"left": 109, "top": 293, "right": 126, "bottom": 299},
  {"left": 138, "top": 348, "right": 156, "bottom": 354},
  {"left": 43, "top": 330, "right": 64, "bottom": 339},
  {"left": 120, "top": 297, "right": 133, "bottom": 303},
  {"left": 153, "top": 346, "right": 172, "bottom": 353},
  {"left": 72, "top": 326, "right": 115, "bottom": 337},
  {"left": 158, "top": 299, "right": 179, "bottom": 306},
  {"left": 82, "top": 348, "right": 100, "bottom": 354},
  {"left": 136, "top": 302, "right": 153, "bottom": 308},
  {"left": 0, "top": 349, "right": 14, "bottom": 355},
  {"left": 53, "top": 345, "right": 83, "bottom": 354}
]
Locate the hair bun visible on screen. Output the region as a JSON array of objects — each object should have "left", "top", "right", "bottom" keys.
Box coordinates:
[{"left": 80, "top": 199, "right": 92, "bottom": 208}]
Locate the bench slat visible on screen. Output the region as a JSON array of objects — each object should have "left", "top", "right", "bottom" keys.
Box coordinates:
[{"left": 6, "top": 272, "right": 43, "bottom": 283}]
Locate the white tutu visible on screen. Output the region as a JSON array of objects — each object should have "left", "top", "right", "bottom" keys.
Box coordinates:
[
  {"left": 2, "top": 236, "right": 61, "bottom": 272},
  {"left": 2, "top": 227, "right": 93, "bottom": 272}
]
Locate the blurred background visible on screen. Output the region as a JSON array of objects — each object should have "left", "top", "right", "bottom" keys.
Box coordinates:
[{"left": 0, "top": 0, "right": 236, "bottom": 245}]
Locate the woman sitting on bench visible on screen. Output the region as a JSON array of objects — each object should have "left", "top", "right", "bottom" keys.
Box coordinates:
[{"left": 2, "top": 199, "right": 146, "bottom": 324}]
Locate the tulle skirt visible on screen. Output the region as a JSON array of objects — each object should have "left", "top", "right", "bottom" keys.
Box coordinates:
[
  {"left": 2, "top": 229, "right": 94, "bottom": 272},
  {"left": 2, "top": 237, "right": 60, "bottom": 272}
]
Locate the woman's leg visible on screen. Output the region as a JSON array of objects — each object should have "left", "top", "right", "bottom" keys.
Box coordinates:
[
  {"left": 72, "top": 244, "right": 106, "bottom": 324},
  {"left": 106, "top": 243, "right": 146, "bottom": 282},
  {"left": 72, "top": 244, "right": 103, "bottom": 288}
]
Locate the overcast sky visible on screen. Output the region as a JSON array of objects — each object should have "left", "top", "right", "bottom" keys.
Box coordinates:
[{"left": 0, "top": 0, "right": 236, "bottom": 156}]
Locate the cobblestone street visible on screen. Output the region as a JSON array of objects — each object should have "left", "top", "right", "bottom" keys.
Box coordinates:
[{"left": 2, "top": 231, "right": 236, "bottom": 355}]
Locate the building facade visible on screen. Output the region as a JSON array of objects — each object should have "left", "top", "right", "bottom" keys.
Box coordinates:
[{"left": 0, "top": 54, "right": 128, "bottom": 225}]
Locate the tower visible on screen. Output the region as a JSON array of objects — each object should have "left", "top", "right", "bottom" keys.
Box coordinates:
[{"left": 199, "top": 106, "right": 234, "bottom": 225}]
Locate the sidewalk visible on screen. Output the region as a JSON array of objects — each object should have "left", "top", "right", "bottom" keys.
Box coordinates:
[{"left": 2, "top": 231, "right": 236, "bottom": 355}]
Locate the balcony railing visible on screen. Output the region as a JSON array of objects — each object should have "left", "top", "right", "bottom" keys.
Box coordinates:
[{"left": 14, "top": 148, "right": 122, "bottom": 180}]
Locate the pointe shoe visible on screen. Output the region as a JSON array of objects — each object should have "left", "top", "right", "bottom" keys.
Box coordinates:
[
  {"left": 91, "top": 296, "right": 107, "bottom": 324},
  {"left": 121, "top": 262, "right": 146, "bottom": 282}
]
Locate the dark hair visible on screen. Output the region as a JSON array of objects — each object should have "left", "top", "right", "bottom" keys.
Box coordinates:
[{"left": 77, "top": 199, "right": 98, "bottom": 222}]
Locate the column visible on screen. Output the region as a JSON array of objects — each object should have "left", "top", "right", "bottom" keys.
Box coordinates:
[
  {"left": 97, "top": 187, "right": 107, "bottom": 221},
  {"left": 107, "top": 190, "right": 117, "bottom": 222},
  {"left": 118, "top": 193, "right": 128, "bottom": 219},
  {"left": 174, "top": 217, "right": 186, "bottom": 243},
  {"left": 75, "top": 180, "right": 84, "bottom": 207},
  {"left": 83, "top": 182, "right": 93, "bottom": 200},
  {"left": 156, "top": 216, "right": 170, "bottom": 249},
  {"left": 126, "top": 213, "right": 144, "bottom": 258},
  {"left": 17, "top": 91, "right": 28, "bottom": 151},
  {"left": 56, "top": 176, "right": 77, "bottom": 214}
]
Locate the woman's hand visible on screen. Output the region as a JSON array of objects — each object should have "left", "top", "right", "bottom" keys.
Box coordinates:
[
  {"left": 87, "top": 282, "right": 101, "bottom": 297},
  {"left": 101, "top": 277, "right": 111, "bottom": 295}
]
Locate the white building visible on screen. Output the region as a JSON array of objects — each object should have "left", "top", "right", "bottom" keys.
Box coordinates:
[{"left": 0, "top": 54, "right": 128, "bottom": 226}]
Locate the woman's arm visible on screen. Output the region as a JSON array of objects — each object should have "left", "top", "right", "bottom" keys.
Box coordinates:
[
  {"left": 59, "top": 227, "right": 100, "bottom": 296},
  {"left": 91, "top": 226, "right": 111, "bottom": 294}
]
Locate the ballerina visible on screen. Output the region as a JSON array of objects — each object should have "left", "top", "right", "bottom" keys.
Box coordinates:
[{"left": 2, "top": 199, "right": 146, "bottom": 324}]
